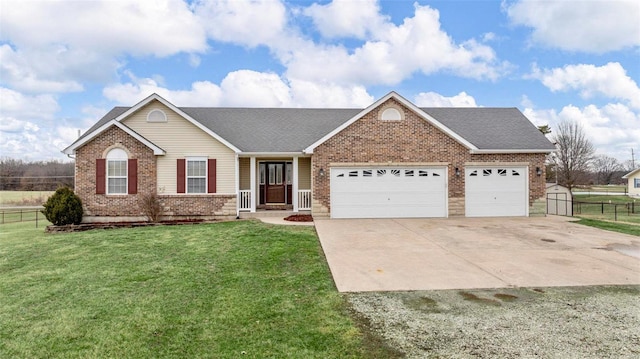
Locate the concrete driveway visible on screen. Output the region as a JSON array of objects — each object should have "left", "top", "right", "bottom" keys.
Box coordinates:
[{"left": 314, "top": 216, "right": 640, "bottom": 292}]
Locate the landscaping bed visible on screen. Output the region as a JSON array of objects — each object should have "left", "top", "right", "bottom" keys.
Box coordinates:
[
  {"left": 284, "top": 214, "right": 314, "bottom": 222},
  {"left": 45, "top": 219, "right": 208, "bottom": 233}
]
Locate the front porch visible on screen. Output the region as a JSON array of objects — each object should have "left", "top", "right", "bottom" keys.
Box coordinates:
[{"left": 237, "top": 156, "right": 312, "bottom": 214}]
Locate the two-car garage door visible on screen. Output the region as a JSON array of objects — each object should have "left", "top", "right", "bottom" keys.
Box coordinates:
[{"left": 330, "top": 167, "right": 447, "bottom": 219}]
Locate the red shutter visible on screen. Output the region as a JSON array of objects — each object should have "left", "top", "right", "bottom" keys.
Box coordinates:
[
  {"left": 96, "top": 159, "right": 106, "bottom": 194},
  {"left": 177, "top": 159, "right": 186, "bottom": 193},
  {"left": 208, "top": 159, "right": 216, "bottom": 193},
  {"left": 128, "top": 159, "right": 137, "bottom": 194}
]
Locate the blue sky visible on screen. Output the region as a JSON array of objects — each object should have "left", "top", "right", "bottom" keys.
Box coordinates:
[{"left": 1, "top": 0, "right": 639, "bottom": 165}]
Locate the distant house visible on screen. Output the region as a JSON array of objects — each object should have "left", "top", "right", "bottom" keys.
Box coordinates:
[
  {"left": 62, "top": 91, "right": 556, "bottom": 222},
  {"left": 622, "top": 169, "right": 640, "bottom": 197}
]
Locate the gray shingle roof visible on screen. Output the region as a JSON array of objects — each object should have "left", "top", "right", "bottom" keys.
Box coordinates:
[
  {"left": 77, "top": 105, "right": 554, "bottom": 153},
  {"left": 421, "top": 107, "right": 556, "bottom": 150}
]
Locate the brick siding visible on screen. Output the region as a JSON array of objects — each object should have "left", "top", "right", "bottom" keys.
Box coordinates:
[
  {"left": 75, "top": 126, "right": 233, "bottom": 221},
  {"left": 312, "top": 98, "right": 547, "bottom": 216}
]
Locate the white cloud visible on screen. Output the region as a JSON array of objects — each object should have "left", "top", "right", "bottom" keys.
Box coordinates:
[
  {"left": 414, "top": 91, "right": 478, "bottom": 107},
  {"left": 193, "top": 0, "right": 287, "bottom": 47},
  {"left": 505, "top": 0, "right": 640, "bottom": 53},
  {"left": 303, "top": 0, "right": 388, "bottom": 39},
  {"left": 0, "top": 0, "right": 206, "bottom": 93},
  {"left": 285, "top": 3, "right": 509, "bottom": 86},
  {"left": 523, "top": 103, "right": 640, "bottom": 161},
  {"left": 531, "top": 62, "right": 640, "bottom": 109},
  {"left": 0, "top": 87, "right": 60, "bottom": 120},
  {"left": 102, "top": 70, "right": 374, "bottom": 108},
  {"left": 0, "top": 0, "right": 206, "bottom": 56}
]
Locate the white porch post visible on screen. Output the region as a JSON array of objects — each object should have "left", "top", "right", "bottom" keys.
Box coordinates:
[
  {"left": 250, "top": 156, "right": 256, "bottom": 212},
  {"left": 293, "top": 157, "right": 299, "bottom": 212}
]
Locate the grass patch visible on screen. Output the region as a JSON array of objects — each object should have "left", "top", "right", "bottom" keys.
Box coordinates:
[
  {"left": 0, "top": 190, "right": 53, "bottom": 206},
  {"left": 575, "top": 218, "right": 640, "bottom": 236},
  {"left": 0, "top": 220, "right": 376, "bottom": 358},
  {"left": 572, "top": 195, "right": 640, "bottom": 224}
]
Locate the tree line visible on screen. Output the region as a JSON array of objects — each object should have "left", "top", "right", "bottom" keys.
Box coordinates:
[
  {"left": 0, "top": 158, "right": 74, "bottom": 191},
  {"left": 542, "top": 122, "right": 637, "bottom": 189}
]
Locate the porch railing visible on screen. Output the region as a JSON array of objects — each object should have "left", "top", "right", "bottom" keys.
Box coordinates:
[
  {"left": 298, "top": 190, "right": 312, "bottom": 210},
  {"left": 239, "top": 190, "right": 251, "bottom": 211}
]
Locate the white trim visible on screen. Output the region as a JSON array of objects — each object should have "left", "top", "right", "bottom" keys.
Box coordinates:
[
  {"left": 622, "top": 168, "right": 640, "bottom": 179},
  {"left": 250, "top": 156, "right": 256, "bottom": 213},
  {"left": 238, "top": 152, "right": 307, "bottom": 157},
  {"left": 62, "top": 93, "right": 240, "bottom": 155},
  {"left": 115, "top": 93, "right": 241, "bottom": 153},
  {"left": 63, "top": 120, "right": 165, "bottom": 155},
  {"left": 303, "top": 91, "right": 478, "bottom": 154},
  {"left": 470, "top": 149, "right": 555, "bottom": 154},
  {"left": 185, "top": 156, "right": 208, "bottom": 194},
  {"left": 292, "top": 157, "right": 299, "bottom": 212}
]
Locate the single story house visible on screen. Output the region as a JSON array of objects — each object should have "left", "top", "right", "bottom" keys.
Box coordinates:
[
  {"left": 63, "top": 91, "right": 556, "bottom": 222},
  {"left": 622, "top": 169, "right": 640, "bottom": 197}
]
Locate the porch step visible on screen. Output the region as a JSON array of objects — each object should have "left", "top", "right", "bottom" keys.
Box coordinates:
[{"left": 238, "top": 210, "right": 310, "bottom": 219}]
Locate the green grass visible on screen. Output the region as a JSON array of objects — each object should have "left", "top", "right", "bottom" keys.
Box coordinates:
[
  {"left": 0, "top": 221, "right": 383, "bottom": 358},
  {"left": 575, "top": 218, "right": 640, "bottom": 236},
  {"left": 572, "top": 185, "right": 627, "bottom": 193},
  {"left": 572, "top": 195, "right": 640, "bottom": 224},
  {"left": 0, "top": 190, "right": 53, "bottom": 206}
]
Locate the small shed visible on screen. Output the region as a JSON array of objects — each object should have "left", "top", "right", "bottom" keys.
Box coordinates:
[{"left": 546, "top": 183, "right": 572, "bottom": 216}]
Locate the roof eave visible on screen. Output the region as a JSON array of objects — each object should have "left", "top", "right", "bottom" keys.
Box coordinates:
[
  {"left": 62, "top": 120, "right": 166, "bottom": 156},
  {"left": 469, "top": 149, "right": 556, "bottom": 154},
  {"left": 113, "top": 93, "right": 242, "bottom": 154},
  {"left": 622, "top": 168, "right": 640, "bottom": 179},
  {"left": 303, "top": 91, "right": 479, "bottom": 153}
]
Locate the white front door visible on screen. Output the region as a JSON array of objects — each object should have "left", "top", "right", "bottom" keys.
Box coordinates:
[
  {"left": 465, "top": 167, "right": 528, "bottom": 217},
  {"left": 330, "top": 167, "right": 448, "bottom": 219}
]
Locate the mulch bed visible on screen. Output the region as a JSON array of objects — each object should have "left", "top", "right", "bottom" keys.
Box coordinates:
[
  {"left": 46, "top": 219, "right": 208, "bottom": 233},
  {"left": 284, "top": 214, "right": 314, "bottom": 222}
]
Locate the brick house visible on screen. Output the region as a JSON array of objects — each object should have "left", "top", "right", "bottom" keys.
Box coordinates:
[{"left": 63, "top": 92, "right": 555, "bottom": 222}]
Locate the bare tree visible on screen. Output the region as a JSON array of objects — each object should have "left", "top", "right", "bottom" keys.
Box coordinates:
[
  {"left": 591, "top": 155, "right": 621, "bottom": 185},
  {"left": 552, "top": 120, "right": 595, "bottom": 190}
]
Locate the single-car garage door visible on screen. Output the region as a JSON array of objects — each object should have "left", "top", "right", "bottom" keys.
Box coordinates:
[
  {"left": 330, "top": 167, "right": 447, "bottom": 218},
  {"left": 465, "top": 166, "right": 528, "bottom": 217}
]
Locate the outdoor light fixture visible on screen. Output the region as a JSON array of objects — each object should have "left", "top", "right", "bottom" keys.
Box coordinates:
[
  {"left": 319, "top": 168, "right": 325, "bottom": 177},
  {"left": 536, "top": 167, "right": 542, "bottom": 176},
  {"left": 455, "top": 167, "right": 460, "bottom": 177}
]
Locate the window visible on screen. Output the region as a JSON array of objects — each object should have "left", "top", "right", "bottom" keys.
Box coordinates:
[
  {"left": 106, "top": 148, "right": 127, "bottom": 194},
  {"left": 348, "top": 170, "right": 358, "bottom": 177},
  {"left": 147, "top": 109, "right": 167, "bottom": 122},
  {"left": 268, "top": 163, "right": 283, "bottom": 185},
  {"left": 418, "top": 170, "right": 428, "bottom": 177},
  {"left": 483, "top": 169, "right": 492, "bottom": 176},
  {"left": 259, "top": 163, "right": 266, "bottom": 185},
  {"left": 498, "top": 169, "right": 507, "bottom": 176},
  {"left": 635, "top": 178, "right": 640, "bottom": 188},
  {"left": 405, "top": 170, "right": 414, "bottom": 177},
  {"left": 286, "top": 162, "right": 292, "bottom": 185},
  {"left": 363, "top": 170, "right": 372, "bottom": 177},
  {"left": 187, "top": 158, "right": 207, "bottom": 193},
  {"left": 380, "top": 107, "right": 403, "bottom": 121}
]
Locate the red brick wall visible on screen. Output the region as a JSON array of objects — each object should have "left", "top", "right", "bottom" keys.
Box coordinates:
[
  {"left": 75, "top": 126, "right": 234, "bottom": 220},
  {"left": 312, "top": 98, "right": 547, "bottom": 216}
]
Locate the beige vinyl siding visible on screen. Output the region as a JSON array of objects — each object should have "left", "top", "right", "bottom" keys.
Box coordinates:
[
  {"left": 239, "top": 157, "right": 250, "bottom": 190},
  {"left": 122, "top": 101, "right": 236, "bottom": 194},
  {"left": 298, "top": 157, "right": 311, "bottom": 190}
]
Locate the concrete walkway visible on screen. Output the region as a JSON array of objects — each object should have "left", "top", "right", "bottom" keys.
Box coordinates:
[{"left": 314, "top": 216, "right": 640, "bottom": 292}]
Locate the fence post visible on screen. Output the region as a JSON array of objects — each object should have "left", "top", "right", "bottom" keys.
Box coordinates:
[
  {"left": 20, "top": 210, "right": 23, "bottom": 222},
  {"left": 615, "top": 204, "right": 617, "bottom": 221},
  {"left": 601, "top": 202, "right": 604, "bottom": 214},
  {"left": 36, "top": 210, "right": 38, "bottom": 228}
]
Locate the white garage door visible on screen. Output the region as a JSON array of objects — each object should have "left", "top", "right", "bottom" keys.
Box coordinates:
[
  {"left": 330, "top": 167, "right": 447, "bottom": 219},
  {"left": 465, "top": 167, "right": 528, "bottom": 217}
]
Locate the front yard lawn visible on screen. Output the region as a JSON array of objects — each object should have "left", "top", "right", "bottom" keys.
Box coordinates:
[{"left": 0, "top": 221, "right": 381, "bottom": 358}]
